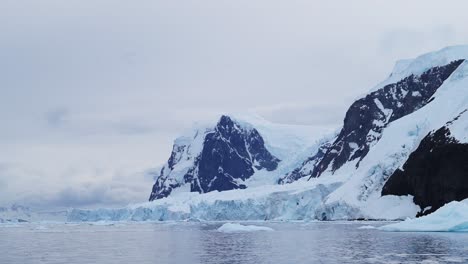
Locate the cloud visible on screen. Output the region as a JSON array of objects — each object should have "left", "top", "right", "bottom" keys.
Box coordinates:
[
  {"left": 252, "top": 102, "right": 347, "bottom": 127},
  {"left": 0, "top": 161, "right": 154, "bottom": 209},
  {"left": 378, "top": 25, "right": 458, "bottom": 58},
  {"left": 45, "top": 107, "right": 69, "bottom": 127},
  {"left": 44, "top": 180, "right": 149, "bottom": 208}
]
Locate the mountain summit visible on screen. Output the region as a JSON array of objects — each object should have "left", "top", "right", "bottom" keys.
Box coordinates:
[{"left": 149, "top": 115, "right": 280, "bottom": 200}]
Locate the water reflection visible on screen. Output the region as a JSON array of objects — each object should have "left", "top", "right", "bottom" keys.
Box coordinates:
[
  {"left": 194, "top": 222, "right": 468, "bottom": 264},
  {"left": 0, "top": 222, "right": 467, "bottom": 264}
]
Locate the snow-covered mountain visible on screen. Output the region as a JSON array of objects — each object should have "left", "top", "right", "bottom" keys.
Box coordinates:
[
  {"left": 149, "top": 115, "right": 281, "bottom": 200},
  {"left": 69, "top": 46, "right": 468, "bottom": 222},
  {"left": 281, "top": 58, "right": 464, "bottom": 183},
  {"left": 149, "top": 115, "right": 333, "bottom": 200},
  {"left": 314, "top": 46, "right": 468, "bottom": 219}
]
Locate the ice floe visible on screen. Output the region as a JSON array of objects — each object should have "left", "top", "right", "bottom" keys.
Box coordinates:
[{"left": 217, "top": 223, "right": 274, "bottom": 233}]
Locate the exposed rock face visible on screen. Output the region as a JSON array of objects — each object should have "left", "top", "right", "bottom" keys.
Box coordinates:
[
  {"left": 382, "top": 113, "right": 468, "bottom": 216},
  {"left": 306, "top": 60, "right": 465, "bottom": 179},
  {"left": 149, "top": 115, "right": 280, "bottom": 201}
]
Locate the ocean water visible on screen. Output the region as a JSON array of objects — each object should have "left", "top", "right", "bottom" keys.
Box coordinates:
[{"left": 1, "top": 221, "right": 467, "bottom": 264}]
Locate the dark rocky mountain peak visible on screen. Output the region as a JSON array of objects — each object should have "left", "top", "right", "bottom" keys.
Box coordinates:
[{"left": 149, "top": 115, "right": 280, "bottom": 201}]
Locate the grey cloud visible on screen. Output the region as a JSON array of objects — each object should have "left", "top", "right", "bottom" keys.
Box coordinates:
[
  {"left": 379, "top": 25, "right": 458, "bottom": 58},
  {"left": 253, "top": 103, "right": 348, "bottom": 127},
  {"left": 1, "top": 163, "right": 154, "bottom": 209},
  {"left": 50, "top": 185, "right": 114, "bottom": 208},
  {"left": 45, "top": 107, "right": 69, "bottom": 127},
  {"left": 41, "top": 174, "right": 153, "bottom": 208}
]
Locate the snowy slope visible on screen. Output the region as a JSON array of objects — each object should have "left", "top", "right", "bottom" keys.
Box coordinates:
[
  {"left": 283, "top": 58, "right": 464, "bottom": 182},
  {"left": 375, "top": 45, "right": 468, "bottom": 91}
]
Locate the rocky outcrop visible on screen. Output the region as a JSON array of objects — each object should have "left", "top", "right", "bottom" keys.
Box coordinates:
[{"left": 382, "top": 112, "right": 468, "bottom": 216}]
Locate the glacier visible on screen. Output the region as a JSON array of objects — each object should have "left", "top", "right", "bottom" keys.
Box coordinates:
[
  {"left": 67, "top": 176, "right": 419, "bottom": 221},
  {"left": 69, "top": 179, "right": 343, "bottom": 221}
]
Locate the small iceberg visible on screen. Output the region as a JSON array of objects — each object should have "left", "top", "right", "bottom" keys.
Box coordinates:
[
  {"left": 88, "top": 221, "right": 119, "bottom": 226},
  {"left": 217, "top": 223, "right": 274, "bottom": 233},
  {"left": 358, "top": 225, "right": 376, "bottom": 230},
  {"left": 380, "top": 199, "right": 468, "bottom": 232}
]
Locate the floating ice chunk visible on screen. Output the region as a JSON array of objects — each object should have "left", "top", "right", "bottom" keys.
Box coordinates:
[
  {"left": 217, "top": 223, "right": 274, "bottom": 233},
  {"left": 358, "top": 225, "right": 376, "bottom": 230},
  {"left": 379, "top": 199, "right": 468, "bottom": 232},
  {"left": 88, "top": 221, "right": 119, "bottom": 226}
]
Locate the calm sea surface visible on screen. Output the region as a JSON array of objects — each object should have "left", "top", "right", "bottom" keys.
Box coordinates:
[{"left": 1, "top": 221, "right": 467, "bottom": 264}]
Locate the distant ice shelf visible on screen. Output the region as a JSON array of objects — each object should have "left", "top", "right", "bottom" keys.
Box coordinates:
[{"left": 67, "top": 176, "right": 419, "bottom": 222}]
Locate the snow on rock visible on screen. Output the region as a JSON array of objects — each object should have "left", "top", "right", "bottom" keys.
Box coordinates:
[
  {"left": 317, "top": 57, "right": 468, "bottom": 220},
  {"left": 309, "top": 58, "right": 464, "bottom": 179},
  {"left": 278, "top": 136, "right": 335, "bottom": 184},
  {"left": 217, "top": 223, "right": 274, "bottom": 233},
  {"left": 375, "top": 45, "right": 468, "bottom": 91},
  {"left": 149, "top": 115, "right": 281, "bottom": 200},
  {"left": 379, "top": 199, "right": 468, "bottom": 232},
  {"left": 282, "top": 49, "right": 466, "bottom": 184},
  {"left": 382, "top": 111, "right": 468, "bottom": 216},
  {"left": 149, "top": 114, "right": 333, "bottom": 200}
]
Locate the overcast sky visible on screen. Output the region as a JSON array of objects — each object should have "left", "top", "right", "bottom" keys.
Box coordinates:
[{"left": 1, "top": 0, "right": 468, "bottom": 209}]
